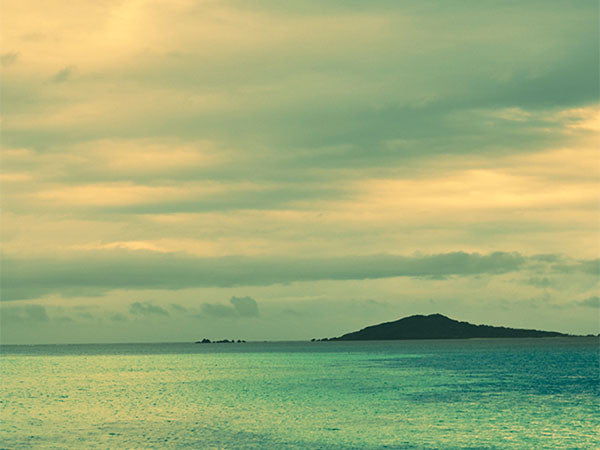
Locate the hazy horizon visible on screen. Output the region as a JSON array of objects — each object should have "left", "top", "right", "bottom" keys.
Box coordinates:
[
  {"left": 2, "top": 313, "right": 597, "bottom": 346},
  {"left": 2, "top": 0, "right": 599, "bottom": 344}
]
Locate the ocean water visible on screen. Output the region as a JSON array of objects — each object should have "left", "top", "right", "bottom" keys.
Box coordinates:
[{"left": 1, "top": 338, "right": 598, "bottom": 449}]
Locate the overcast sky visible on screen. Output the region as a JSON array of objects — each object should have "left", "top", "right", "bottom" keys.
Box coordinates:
[{"left": 1, "top": 0, "right": 598, "bottom": 344}]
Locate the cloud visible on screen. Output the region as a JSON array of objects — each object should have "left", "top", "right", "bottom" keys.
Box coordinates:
[
  {"left": 279, "top": 308, "right": 305, "bottom": 317},
  {"left": 230, "top": 296, "right": 259, "bottom": 317},
  {"left": 109, "top": 312, "right": 128, "bottom": 322},
  {"left": 0, "top": 251, "right": 532, "bottom": 300},
  {"left": 1, "top": 51, "right": 19, "bottom": 66},
  {"left": 524, "top": 276, "right": 553, "bottom": 288},
  {"left": 3, "top": 2, "right": 597, "bottom": 157},
  {"left": 552, "top": 259, "right": 600, "bottom": 276},
  {"left": 0, "top": 1, "right": 598, "bottom": 341},
  {"left": 50, "top": 66, "right": 75, "bottom": 83},
  {"left": 170, "top": 303, "right": 188, "bottom": 313},
  {"left": 201, "top": 303, "right": 237, "bottom": 318},
  {"left": 55, "top": 315, "right": 74, "bottom": 323},
  {"left": 201, "top": 296, "right": 260, "bottom": 318},
  {"left": 1, "top": 304, "right": 49, "bottom": 323},
  {"left": 129, "top": 301, "right": 169, "bottom": 317},
  {"left": 577, "top": 296, "right": 600, "bottom": 309}
]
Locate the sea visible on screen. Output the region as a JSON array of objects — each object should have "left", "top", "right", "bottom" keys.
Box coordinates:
[{"left": 1, "top": 338, "right": 598, "bottom": 449}]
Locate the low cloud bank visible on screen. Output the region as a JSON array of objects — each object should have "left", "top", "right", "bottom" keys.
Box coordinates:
[
  {"left": 129, "top": 301, "right": 170, "bottom": 317},
  {"left": 201, "top": 296, "right": 260, "bottom": 318},
  {"left": 1, "top": 250, "right": 594, "bottom": 301}
]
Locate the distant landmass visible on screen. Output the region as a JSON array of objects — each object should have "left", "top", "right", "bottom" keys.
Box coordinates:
[
  {"left": 320, "top": 314, "right": 571, "bottom": 341},
  {"left": 195, "top": 338, "right": 246, "bottom": 344}
]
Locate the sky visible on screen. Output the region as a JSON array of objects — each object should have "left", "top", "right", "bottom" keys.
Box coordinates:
[{"left": 1, "top": 0, "right": 599, "bottom": 344}]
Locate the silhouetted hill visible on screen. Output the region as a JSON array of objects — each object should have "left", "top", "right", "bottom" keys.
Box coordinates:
[{"left": 327, "top": 314, "right": 569, "bottom": 341}]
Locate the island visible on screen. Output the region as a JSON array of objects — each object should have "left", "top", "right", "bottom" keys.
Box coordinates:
[
  {"left": 316, "top": 313, "right": 570, "bottom": 341},
  {"left": 195, "top": 338, "right": 246, "bottom": 344}
]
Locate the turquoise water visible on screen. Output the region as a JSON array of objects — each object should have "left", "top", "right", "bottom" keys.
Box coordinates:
[{"left": 1, "top": 338, "right": 598, "bottom": 449}]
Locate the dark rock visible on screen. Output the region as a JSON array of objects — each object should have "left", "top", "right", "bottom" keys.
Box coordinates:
[{"left": 195, "top": 338, "right": 246, "bottom": 344}]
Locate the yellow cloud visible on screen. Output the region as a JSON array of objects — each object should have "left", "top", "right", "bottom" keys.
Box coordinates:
[
  {"left": 77, "top": 139, "right": 219, "bottom": 174},
  {"left": 31, "top": 179, "right": 267, "bottom": 207},
  {"left": 557, "top": 106, "right": 600, "bottom": 132},
  {"left": 34, "top": 182, "right": 186, "bottom": 206}
]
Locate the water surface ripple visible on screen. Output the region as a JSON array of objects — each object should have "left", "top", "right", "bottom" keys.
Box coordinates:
[{"left": 1, "top": 338, "right": 598, "bottom": 449}]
